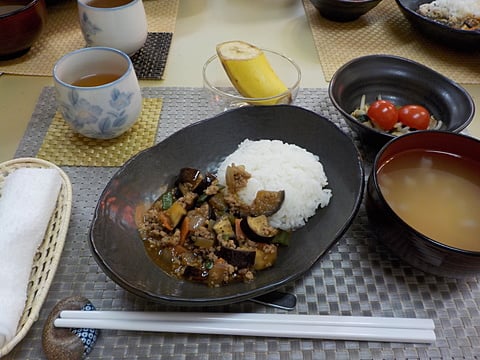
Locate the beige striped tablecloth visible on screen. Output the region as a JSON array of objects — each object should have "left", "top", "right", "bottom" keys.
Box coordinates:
[
  {"left": 0, "top": 0, "right": 179, "bottom": 76},
  {"left": 303, "top": 0, "right": 480, "bottom": 84}
]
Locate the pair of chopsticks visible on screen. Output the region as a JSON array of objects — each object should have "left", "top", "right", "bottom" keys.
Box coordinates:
[{"left": 54, "top": 311, "right": 436, "bottom": 343}]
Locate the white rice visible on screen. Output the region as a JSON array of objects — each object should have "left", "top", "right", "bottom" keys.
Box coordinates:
[
  {"left": 216, "top": 139, "right": 332, "bottom": 230},
  {"left": 418, "top": 0, "right": 480, "bottom": 20}
]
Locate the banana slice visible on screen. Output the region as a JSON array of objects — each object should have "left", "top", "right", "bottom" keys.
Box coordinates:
[{"left": 216, "top": 41, "right": 291, "bottom": 105}]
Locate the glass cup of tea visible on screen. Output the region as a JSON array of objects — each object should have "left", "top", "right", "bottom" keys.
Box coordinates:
[
  {"left": 53, "top": 47, "right": 142, "bottom": 139},
  {"left": 77, "top": 0, "right": 148, "bottom": 55}
]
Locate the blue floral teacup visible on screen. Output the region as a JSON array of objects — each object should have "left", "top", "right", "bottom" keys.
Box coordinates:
[
  {"left": 53, "top": 47, "right": 142, "bottom": 140},
  {"left": 77, "top": 0, "right": 147, "bottom": 56}
]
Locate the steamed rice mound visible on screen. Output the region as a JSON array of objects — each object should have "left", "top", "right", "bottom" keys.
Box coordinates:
[{"left": 216, "top": 139, "right": 332, "bottom": 230}]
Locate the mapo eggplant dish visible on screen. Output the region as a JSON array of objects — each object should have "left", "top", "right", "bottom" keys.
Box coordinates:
[{"left": 139, "top": 166, "right": 290, "bottom": 287}]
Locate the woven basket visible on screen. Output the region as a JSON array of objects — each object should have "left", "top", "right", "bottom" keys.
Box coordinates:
[{"left": 0, "top": 158, "right": 72, "bottom": 357}]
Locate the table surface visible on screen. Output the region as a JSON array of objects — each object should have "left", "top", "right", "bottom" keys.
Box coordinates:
[
  {"left": 7, "top": 86, "right": 480, "bottom": 359},
  {"left": 1, "top": 0, "right": 480, "bottom": 163}
]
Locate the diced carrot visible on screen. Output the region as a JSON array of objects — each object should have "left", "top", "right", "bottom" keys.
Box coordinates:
[
  {"left": 179, "top": 217, "right": 190, "bottom": 245},
  {"left": 235, "top": 218, "right": 246, "bottom": 240},
  {"left": 158, "top": 211, "right": 173, "bottom": 231},
  {"left": 174, "top": 244, "right": 188, "bottom": 254}
]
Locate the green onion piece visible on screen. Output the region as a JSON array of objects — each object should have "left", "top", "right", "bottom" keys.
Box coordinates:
[
  {"left": 357, "top": 114, "right": 370, "bottom": 123},
  {"left": 272, "top": 230, "right": 291, "bottom": 246},
  {"left": 205, "top": 259, "right": 213, "bottom": 270},
  {"left": 161, "top": 191, "right": 174, "bottom": 210},
  {"left": 197, "top": 193, "right": 209, "bottom": 203}
]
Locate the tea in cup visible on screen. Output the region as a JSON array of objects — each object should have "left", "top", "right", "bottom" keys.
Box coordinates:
[
  {"left": 77, "top": 0, "right": 147, "bottom": 55},
  {"left": 53, "top": 47, "right": 142, "bottom": 139}
]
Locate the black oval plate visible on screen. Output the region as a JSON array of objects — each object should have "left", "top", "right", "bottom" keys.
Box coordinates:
[
  {"left": 89, "top": 105, "right": 364, "bottom": 306},
  {"left": 396, "top": 0, "right": 480, "bottom": 50}
]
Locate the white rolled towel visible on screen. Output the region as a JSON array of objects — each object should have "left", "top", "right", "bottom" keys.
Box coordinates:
[{"left": 0, "top": 168, "right": 62, "bottom": 348}]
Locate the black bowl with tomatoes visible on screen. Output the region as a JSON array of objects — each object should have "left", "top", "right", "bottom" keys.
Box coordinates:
[{"left": 328, "top": 54, "right": 475, "bottom": 150}]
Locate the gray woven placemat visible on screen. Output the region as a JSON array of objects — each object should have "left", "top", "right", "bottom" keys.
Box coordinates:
[{"left": 8, "top": 87, "right": 480, "bottom": 359}]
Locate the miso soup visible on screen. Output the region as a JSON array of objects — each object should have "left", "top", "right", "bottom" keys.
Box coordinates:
[{"left": 377, "top": 149, "right": 480, "bottom": 252}]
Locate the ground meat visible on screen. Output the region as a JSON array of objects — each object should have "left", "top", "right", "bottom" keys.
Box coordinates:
[
  {"left": 225, "top": 164, "right": 251, "bottom": 192},
  {"left": 157, "top": 229, "right": 180, "bottom": 247},
  {"left": 191, "top": 225, "right": 215, "bottom": 244},
  {"left": 205, "top": 183, "right": 221, "bottom": 195},
  {"left": 262, "top": 243, "right": 277, "bottom": 254},
  {"left": 219, "top": 237, "right": 237, "bottom": 249},
  {"left": 417, "top": 1, "right": 480, "bottom": 31},
  {"left": 140, "top": 167, "right": 282, "bottom": 287},
  {"left": 464, "top": 17, "right": 480, "bottom": 30},
  {"left": 178, "top": 192, "right": 197, "bottom": 208},
  {"left": 243, "top": 270, "right": 255, "bottom": 281},
  {"left": 223, "top": 192, "right": 250, "bottom": 216}
]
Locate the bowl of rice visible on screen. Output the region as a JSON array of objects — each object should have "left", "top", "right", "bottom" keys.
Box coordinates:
[
  {"left": 329, "top": 54, "right": 475, "bottom": 150},
  {"left": 89, "top": 105, "right": 364, "bottom": 306},
  {"left": 395, "top": 0, "right": 480, "bottom": 49}
]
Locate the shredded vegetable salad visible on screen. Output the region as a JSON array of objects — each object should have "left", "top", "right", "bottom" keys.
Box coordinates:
[{"left": 351, "top": 95, "right": 442, "bottom": 136}]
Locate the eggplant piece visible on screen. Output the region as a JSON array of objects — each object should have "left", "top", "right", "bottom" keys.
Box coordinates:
[
  {"left": 240, "top": 215, "right": 279, "bottom": 243},
  {"left": 250, "top": 190, "right": 285, "bottom": 217},
  {"left": 162, "top": 201, "right": 187, "bottom": 230},
  {"left": 193, "top": 236, "right": 215, "bottom": 248},
  {"left": 217, "top": 246, "right": 256, "bottom": 269},
  {"left": 212, "top": 215, "right": 235, "bottom": 239},
  {"left": 208, "top": 192, "right": 228, "bottom": 218},
  {"left": 176, "top": 168, "right": 204, "bottom": 195},
  {"left": 204, "top": 172, "right": 217, "bottom": 187},
  {"left": 225, "top": 164, "right": 251, "bottom": 192},
  {"left": 254, "top": 243, "right": 278, "bottom": 270},
  {"left": 177, "top": 168, "right": 219, "bottom": 196},
  {"left": 195, "top": 172, "right": 217, "bottom": 195},
  {"left": 184, "top": 265, "right": 209, "bottom": 282}
]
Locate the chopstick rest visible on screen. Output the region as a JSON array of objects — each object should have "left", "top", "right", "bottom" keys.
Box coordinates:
[
  {"left": 0, "top": 167, "right": 62, "bottom": 349},
  {"left": 42, "top": 296, "right": 99, "bottom": 360}
]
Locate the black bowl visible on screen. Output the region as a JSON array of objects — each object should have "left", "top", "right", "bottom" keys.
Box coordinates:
[
  {"left": 366, "top": 131, "right": 480, "bottom": 278},
  {"left": 89, "top": 105, "right": 364, "bottom": 306},
  {"left": 0, "top": 0, "right": 47, "bottom": 60},
  {"left": 329, "top": 54, "right": 475, "bottom": 150},
  {"left": 395, "top": 0, "right": 480, "bottom": 50},
  {"left": 309, "top": 0, "right": 382, "bottom": 22}
]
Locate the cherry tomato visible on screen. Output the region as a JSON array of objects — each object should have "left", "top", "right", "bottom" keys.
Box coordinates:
[
  {"left": 367, "top": 100, "right": 398, "bottom": 131},
  {"left": 398, "top": 105, "right": 431, "bottom": 130}
]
